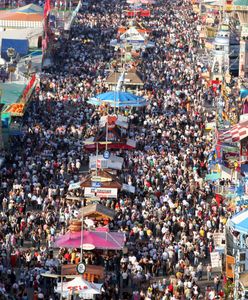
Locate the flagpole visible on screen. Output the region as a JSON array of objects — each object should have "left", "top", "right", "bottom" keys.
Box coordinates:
[{"left": 96, "top": 142, "right": 98, "bottom": 176}]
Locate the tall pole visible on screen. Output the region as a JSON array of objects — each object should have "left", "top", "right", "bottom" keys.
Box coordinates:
[
  {"left": 80, "top": 210, "right": 84, "bottom": 262},
  {"left": 60, "top": 274, "right": 63, "bottom": 300},
  {"left": 105, "top": 113, "right": 109, "bottom": 151},
  {"left": 234, "top": 246, "right": 240, "bottom": 300},
  {"left": 96, "top": 142, "right": 99, "bottom": 176}
]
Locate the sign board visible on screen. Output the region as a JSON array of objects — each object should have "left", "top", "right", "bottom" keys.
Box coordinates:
[
  {"left": 126, "top": 138, "right": 136, "bottom": 148},
  {"left": 91, "top": 182, "right": 102, "bottom": 188},
  {"left": 82, "top": 243, "right": 95, "bottom": 251},
  {"left": 61, "top": 264, "right": 104, "bottom": 279},
  {"left": 205, "top": 173, "right": 221, "bottom": 181},
  {"left": 91, "top": 176, "right": 112, "bottom": 182},
  {"left": 89, "top": 155, "right": 123, "bottom": 170},
  {"left": 213, "top": 232, "right": 225, "bottom": 247},
  {"left": 122, "top": 183, "right": 135, "bottom": 193},
  {"left": 84, "top": 187, "right": 118, "bottom": 199},
  {"left": 210, "top": 251, "right": 222, "bottom": 269},
  {"left": 236, "top": 197, "right": 248, "bottom": 207},
  {"left": 103, "top": 150, "right": 110, "bottom": 160},
  {"left": 240, "top": 114, "right": 248, "bottom": 122},
  {"left": 68, "top": 181, "right": 81, "bottom": 191}
]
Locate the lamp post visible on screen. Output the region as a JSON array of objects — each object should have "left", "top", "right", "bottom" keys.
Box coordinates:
[{"left": 6, "top": 47, "right": 16, "bottom": 82}]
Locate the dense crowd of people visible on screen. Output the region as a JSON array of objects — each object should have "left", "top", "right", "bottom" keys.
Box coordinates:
[{"left": 0, "top": 0, "right": 234, "bottom": 299}]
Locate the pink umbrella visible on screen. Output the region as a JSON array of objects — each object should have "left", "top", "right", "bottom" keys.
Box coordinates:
[{"left": 54, "top": 230, "right": 125, "bottom": 250}]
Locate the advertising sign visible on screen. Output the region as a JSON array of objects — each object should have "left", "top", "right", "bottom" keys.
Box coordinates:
[{"left": 84, "top": 187, "right": 118, "bottom": 199}]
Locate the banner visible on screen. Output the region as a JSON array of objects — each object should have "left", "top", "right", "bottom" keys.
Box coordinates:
[
  {"left": 205, "top": 173, "right": 221, "bottom": 181},
  {"left": 68, "top": 182, "right": 81, "bottom": 191},
  {"left": 23, "top": 74, "right": 36, "bottom": 102},
  {"left": 226, "top": 255, "right": 235, "bottom": 279},
  {"left": 44, "top": 0, "right": 51, "bottom": 18},
  {"left": 122, "top": 184, "right": 135, "bottom": 193},
  {"left": 89, "top": 155, "right": 123, "bottom": 170},
  {"left": 210, "top": 252, "right": 222, "bottom": 268},
  {"left": 84, "top": 187, "right": 118, "bottom": 198},
  {"left": 213, "top": 232, "right": 225, "bottom": 247}
]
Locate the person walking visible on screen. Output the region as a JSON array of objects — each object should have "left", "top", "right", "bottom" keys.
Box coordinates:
[
  {"left": 207, "top": 263, "right": 212, "bottom": 281},
  {"left": 214, "top": 275, "right": 220, "bottom": 293}
]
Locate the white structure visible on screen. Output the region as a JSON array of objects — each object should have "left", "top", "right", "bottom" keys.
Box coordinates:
[
  {"left": 0, "top": 27, "right": 42, "bottom": 49},
  {"left": 0, "top": 4, "right": 44, "bottom": 29}
]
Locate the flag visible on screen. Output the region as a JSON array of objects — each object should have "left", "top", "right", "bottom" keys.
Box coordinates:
[
  {"left": 97, "top": 159, "right": 101, "bottom": 169},
  {"left": 44, "top": 0, "right": 51, "bottom": 18}
]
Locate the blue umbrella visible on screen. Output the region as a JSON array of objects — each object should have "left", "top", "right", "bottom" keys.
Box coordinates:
[{"left": 88, "top": 91, "right": 147, "bottom": 108}]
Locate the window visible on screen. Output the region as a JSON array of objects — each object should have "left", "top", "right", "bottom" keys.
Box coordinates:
[
  {"left": 240, "top": 253, "right": 246, "bottom": 261},
  {"left": 239, "top": 264, "right": 245, "bottom": 273}
]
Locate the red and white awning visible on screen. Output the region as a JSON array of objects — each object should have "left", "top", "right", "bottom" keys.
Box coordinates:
[{"left": 219, "top": 120, "right": 248, "bottom": 143}]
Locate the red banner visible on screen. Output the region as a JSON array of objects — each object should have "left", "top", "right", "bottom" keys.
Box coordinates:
[
  {"left": 44, "top": 0, "right": 51, "bottom": 18},
  {"left": 23, "top": 75, "right": 36, "bottom": 102},
  {"left": 125, "top": 9, "right": 150, "bottom": 17}
]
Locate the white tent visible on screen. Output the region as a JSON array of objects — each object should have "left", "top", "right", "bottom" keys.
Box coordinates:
[
  {"left": 110, "top": 26, "right": 155, "bottom": 50},
  {"left": 99, "top": 115, "right": 129, "bottom": 129},
  {"left": 120, "top": 27, "right": 147, "bottom": 43},
  {"left": 55, "top": 277, "right": 102, "bottom": 299},
  {"left": 89, "top": 154, "right": 124, "bottom": 170}
]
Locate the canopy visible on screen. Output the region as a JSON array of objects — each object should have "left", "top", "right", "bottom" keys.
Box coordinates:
[
  {"left": 54, "top": 230, "right": 125, "bottom": 250},
  {"left": 229, "top": 209, "right": 248, "bottom": 234},
  {"left": 219, "top": 119, "right": 248, "bottom": 143},
  {"left": 55, "top": 277, "right": 102, "bottom": 296},
  {"left": 240, "top": 89, "right": 248, "bottom": 99},
  {"left": 88, "top": 91, "right": 147, "bottom": 107}
]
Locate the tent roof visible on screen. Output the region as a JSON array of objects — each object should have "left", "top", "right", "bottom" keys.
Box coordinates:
[
  {"left": 55, "top": 277, "right": 102, "bottom": 294},
  {"left": 80, "top": 203, "right": 115, "bottom": 219},
  {"left": 219, "top": 119, "right": 248, "bottom": 143},
  {"left": 81, "top": 170, "right": 121, "bottom": 189},
  {"left": 0, "top": 4, "right": 43, "bottom": 22},
  {"left": 105, "top": 70, "right": 144, "bottom": 86},
  {"left": 55, "top": 230, "right": 125, "bottom": 250},
  {"left": 0, "top": 82, "right": 26, "bottom": 105},
  {"left": 12, "top": 4, "right": 43, "bottom": 13},
  {"left": 120, "top": 26, "right": 146, "bottom": 41},
  {"left": 230, "top": 209, "right": 248, "bottom": 234},
  {"left": 88, "top": 91, "right": 147, "bottom": 107}
]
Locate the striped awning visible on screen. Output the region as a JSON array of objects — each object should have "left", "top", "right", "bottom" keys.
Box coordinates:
[
  {"left": 219, "top": 120, "right": 248, "bottom": 143},
  {"left": 230, "top": 209, "right": 248, "bottom": 234}
]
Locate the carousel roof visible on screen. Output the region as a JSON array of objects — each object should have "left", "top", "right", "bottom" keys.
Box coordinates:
[
  {"left": 55, "top": 229, "right": 125, "bottom": 250},
  {"left": 80, "top": 203, "right": 115, "bottom": 219},
  {"left": 105, "top": 70, "right": 144, "bottom": 86}
]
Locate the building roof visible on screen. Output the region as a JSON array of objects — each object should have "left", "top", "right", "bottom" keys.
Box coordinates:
[
  {"left": 230, "top": 209, "right": 248, "bottom": 234},
  {"left": 234, "top": 0, "right": 248, "bottom": 5},
  {"left": 0, "top": 82, "right": 26, "bottom": 105},
  {"left": 0, "top": 4, "right": 43, "bottom": 22},
  {"left": 106, "top": 70, "right": 144, "bottom": 86},
  {"left": 240, "top": 272, "right": 248, "bottom": 288}
]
